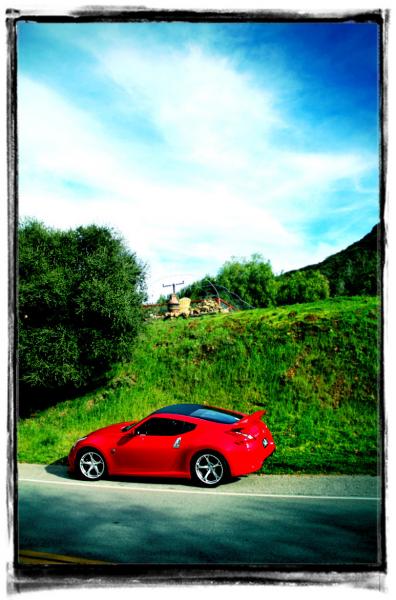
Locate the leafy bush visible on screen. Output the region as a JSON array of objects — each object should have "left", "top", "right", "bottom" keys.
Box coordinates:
[
  {"left": 179, "top": 255, "right": 277, "bottom": 308},
  {"left": 18, "top": 220, "right": 147, "bottom": 409},
  {"left": 276, "top": 270, "right": 330, "bottom": 305},
  {"left": 216, "top": 254, "right": 277, "bottom": 308}
]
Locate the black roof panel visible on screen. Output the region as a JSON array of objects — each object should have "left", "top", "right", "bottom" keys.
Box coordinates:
[{"left": 152, "top": 403, "right": 242, "bottom": 424}]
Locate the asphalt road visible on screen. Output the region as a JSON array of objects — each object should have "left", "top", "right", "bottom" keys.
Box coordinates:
[{"left": 17, "top": 464, "right": 382, "bottom": 567}]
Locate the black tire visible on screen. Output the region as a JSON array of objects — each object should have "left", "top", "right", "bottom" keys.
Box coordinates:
[
  {"left": 191, "top": 451, "right": 228, "bottom": 487},
  {"left": 76, "top": 448, "right": 107, "bottom": 481}
]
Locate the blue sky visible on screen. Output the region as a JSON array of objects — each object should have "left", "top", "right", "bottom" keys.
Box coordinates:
[{"left": 17, "top": 20, "right": 380, "bottom": 301}]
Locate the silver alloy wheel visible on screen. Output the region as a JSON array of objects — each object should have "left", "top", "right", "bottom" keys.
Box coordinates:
[
  {"left": 79, "top": 451, "right": 105, "bottom": 480},
  {"left": 194, "top": 453, "right": 224, "bottom": 485}
]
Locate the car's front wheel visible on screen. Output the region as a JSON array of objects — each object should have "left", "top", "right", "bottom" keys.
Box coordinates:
[
  {"left": 77, "top": 449, "right": 106, "bottom": 481},
  {"left": 191, "top": 451, "right": 228, "bottom": 487}
]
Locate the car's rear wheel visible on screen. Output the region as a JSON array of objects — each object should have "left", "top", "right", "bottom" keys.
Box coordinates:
[
  {"left": 77, "top": 449, "right": 106, "bottom": 481},
  {"left": 191, "top": 451, "right": 228, "bottom": 487}
]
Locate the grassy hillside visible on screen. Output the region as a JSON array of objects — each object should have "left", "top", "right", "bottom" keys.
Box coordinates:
[
  {"left": 18, "top": 296, "right": 381, "bottom": 475},
  {"left": 288, "top": 224, "right": 380, "bottom": 296}
]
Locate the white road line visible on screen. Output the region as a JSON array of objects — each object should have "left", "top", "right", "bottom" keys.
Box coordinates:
[{"left": 18, "top": 477, "right": 380, "bottom": 501}]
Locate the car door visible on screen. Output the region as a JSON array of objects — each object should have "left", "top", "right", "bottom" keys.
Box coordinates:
[{"left": 113, "top": 417, "right": 190, "bottom": 475}]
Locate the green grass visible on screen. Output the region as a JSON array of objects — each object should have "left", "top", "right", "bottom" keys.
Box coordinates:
[{"left": 18, "top": 296, "right": 381, "bottom": 474}]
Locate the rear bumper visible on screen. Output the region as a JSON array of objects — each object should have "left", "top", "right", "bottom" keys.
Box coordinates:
[{"left": 228, "top": 439, "right": 276, "bottom": 477}]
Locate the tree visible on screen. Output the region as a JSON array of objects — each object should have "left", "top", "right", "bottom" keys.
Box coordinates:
[
  {"left": 216, "top": 254, "right": 277, "bottom": 308},
  {"left": 155, "top": 294, "right": 169, "bottom": 305},
  {"left": 18, "top": 220, "right": 147, "bottom": 407},
  {"left": 178, "top": 277, "right": 212, "bottom": 302},
  {"left": 276, "top": 270, "right": 330, "bottom": 306}
]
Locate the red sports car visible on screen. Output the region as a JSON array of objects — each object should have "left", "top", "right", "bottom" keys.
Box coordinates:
[{"left": 68, "top": 403, "right": 275, "bottom": 487}]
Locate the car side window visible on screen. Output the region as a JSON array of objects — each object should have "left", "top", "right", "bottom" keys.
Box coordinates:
[
  {"left": 182, "top": 422, "right": 196, "bottom": 433},
  {"left": 136, "top": 418, "right": 196, "bottom": 436}
]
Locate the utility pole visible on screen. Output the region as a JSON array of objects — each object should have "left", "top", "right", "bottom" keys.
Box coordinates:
[{"left": 162, "top": 281, "right": 184, "bottom": 295}]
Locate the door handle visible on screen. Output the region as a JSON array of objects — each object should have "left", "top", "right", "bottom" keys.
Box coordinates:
[{"left": 173, "top": 437, "right": 182, "bottom": 449}]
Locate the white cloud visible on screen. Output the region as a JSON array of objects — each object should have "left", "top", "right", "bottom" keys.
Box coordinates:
[
  {"left": 88, "top": 39, "right": 285, "bottom": 171},
  {"left": 18, "top": 76, "right": 153, "bottom": 202}
]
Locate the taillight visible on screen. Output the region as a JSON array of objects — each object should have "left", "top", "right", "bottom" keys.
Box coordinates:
[{"left": 227, "top": 429, "right": 254, "bottom": 445}]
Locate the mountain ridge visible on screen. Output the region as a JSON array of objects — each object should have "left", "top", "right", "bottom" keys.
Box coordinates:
[{"left": 286, "top": 224, "right": 380, "bottom": 296}]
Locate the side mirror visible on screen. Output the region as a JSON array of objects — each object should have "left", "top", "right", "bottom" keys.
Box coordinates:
[{"left": 121, "top": 424, "right": 134, "bottom": 433}]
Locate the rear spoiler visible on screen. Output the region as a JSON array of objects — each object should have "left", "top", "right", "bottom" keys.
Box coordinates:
[{"left": 227, "top": 410, "right": 266, "bottom": 430}]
